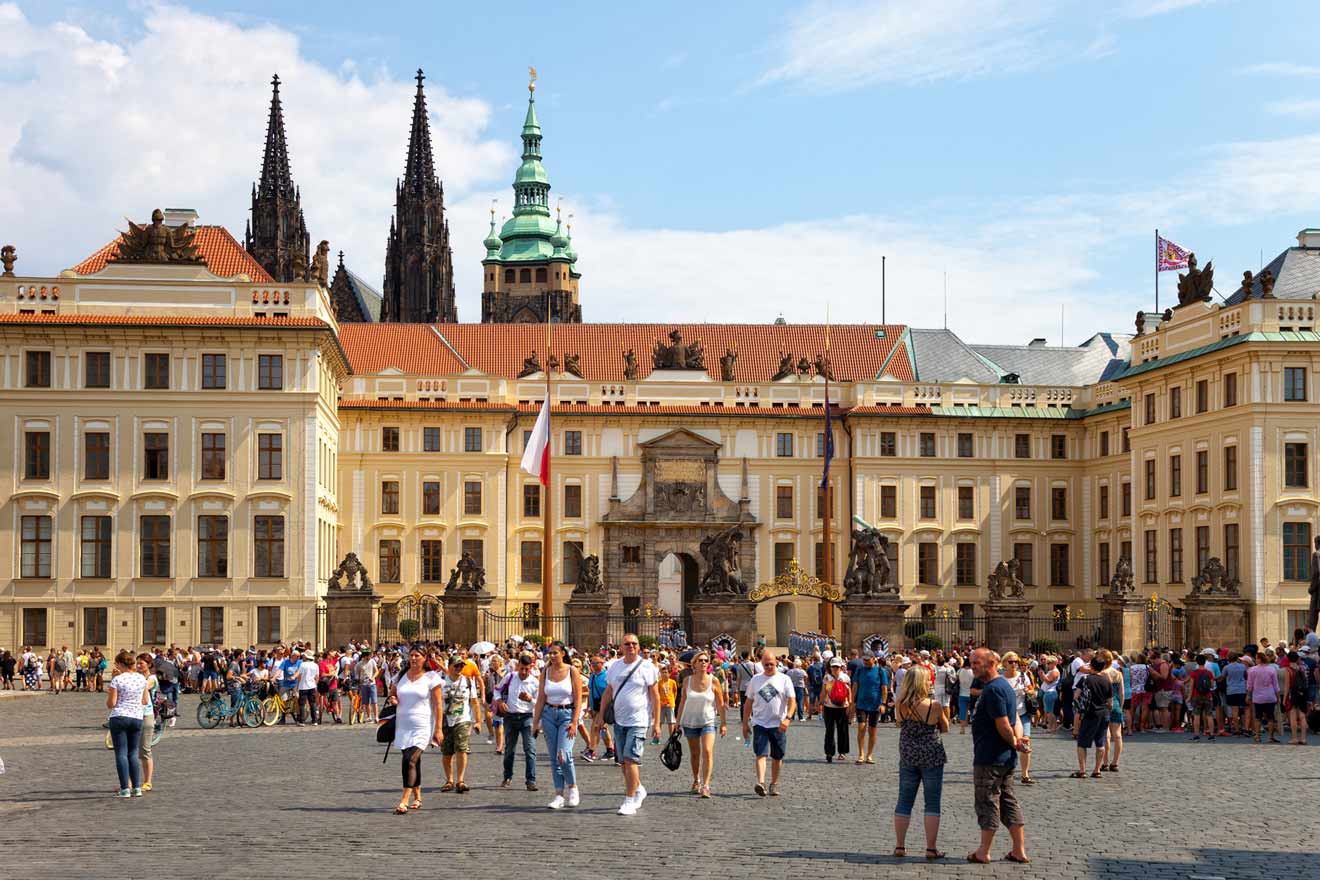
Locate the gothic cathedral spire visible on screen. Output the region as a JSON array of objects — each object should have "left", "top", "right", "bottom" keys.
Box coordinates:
[
  {"left": 246, "top": 74, "right": 310, "bottom": 283},
  {"left": 381, "top": 69, "right": 457, "bottom": 324}
]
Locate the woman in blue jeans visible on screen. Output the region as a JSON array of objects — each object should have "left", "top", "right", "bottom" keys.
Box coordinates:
[
  {"left": 105, "top": 649, "right": 150, "bottom": 798},
  {"left": 892, "top": 665, "right": 948, "bottom": 859},
  {"left": 532, "top": 642, "right": 582, "bottom": 809}
]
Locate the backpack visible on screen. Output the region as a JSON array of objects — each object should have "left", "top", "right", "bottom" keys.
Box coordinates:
[
  {"left": 828, "top": 676, "right": 849, "bottom": 705},
  {"left": 1193, "top": 669, "right": 1212, "bottom": 696},
  {"left": 1290, "top": 667, "right": 1309, "bottom": 705},
  {"left": 946, "top": 668, "right": 960, "bottom": 699},
  {"left": 1074, "top": 675, "right": 1094, "bottom": 717}
]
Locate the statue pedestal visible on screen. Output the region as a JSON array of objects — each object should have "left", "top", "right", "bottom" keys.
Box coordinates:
[
  {"left": 1183, "top": 593, "right": 1250, "bottom": 651},
  {"left": 324, "top": 589, "right": 379, "bottom": 648},
  {"left": 565, "top": 595, "right": 611, "bottom": 652},
  {"left": 841, "top": 597, "right": 909, "bottom": 653},
  {"left": 688, "top": 600, "right": 758, "bottom": 653},
  {"left": 1099, "top": 595, "right": 1147, "bottom": 654},
  {"left": 981, "top": 600, "right": 1031, "bottom": 653},
  {"left": 441, "top": 590, "right": 494, "bottom": 646}
]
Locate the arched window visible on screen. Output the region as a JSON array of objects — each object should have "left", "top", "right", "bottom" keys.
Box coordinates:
[
  {"left": 504, "top": 269, "right": 515, "bottom": 283},
  {"left": 535, "top": 268, "right": 547, "bottom": 283},
  {"left": 519, "top": 268, "right": 532, "bottom": 283}
]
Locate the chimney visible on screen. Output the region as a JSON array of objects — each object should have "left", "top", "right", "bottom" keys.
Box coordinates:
[
  {"left": 1028, "top": 337, "right": 1048, "bottom": 348},
  {"left": 1298, "top": 228, "right": 1320, "bottom": 248},
  {"left": 163, "top": 208, "right": 199, "bottom": 227}
]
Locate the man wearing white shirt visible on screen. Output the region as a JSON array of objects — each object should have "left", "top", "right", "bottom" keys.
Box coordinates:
[
  {"left": 741, "top": 648, "right": 796, "bottom": 797},
  {"left": 595, "top": 634, "right": 660, "bottom": 815},
  {"left": 498, "top": 653, "right": 540, "bottom": 791},
  {"left": 296, "top": 651, "right": 321, "bottom": 725}
]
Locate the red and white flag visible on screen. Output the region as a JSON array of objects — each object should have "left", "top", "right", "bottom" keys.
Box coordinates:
[
  {"left": 520, "top": 398, "right": 551, "bottom": 487},
  {"left": 1157, "top": 236, "right": 1191, "bottom": 271}
]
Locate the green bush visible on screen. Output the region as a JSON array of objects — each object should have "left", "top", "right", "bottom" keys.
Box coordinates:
[
  {"left": 398, "top": 618, "right": 421, "bottom": 641},
  {"left": 1029, "top": 638, "right": 1062, "bottom": 656},
  {"left": 914, "top": 632, "right": 943, "bottom": 652},
  {"left": 638, "top": 634, "right": 659, "bottom": 650}
]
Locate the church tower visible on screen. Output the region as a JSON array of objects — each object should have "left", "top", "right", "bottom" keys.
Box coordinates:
[
  {"left": 481, "top": 71, "right": 582, "bottom": 324},
  {"left": 381, "top": 70, "right": 457, "bottom": 324},
  {"left": 245, "top": 74, "right": 310, "bottom": 283}
]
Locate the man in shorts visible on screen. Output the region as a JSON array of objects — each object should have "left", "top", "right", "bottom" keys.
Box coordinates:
[
  {"left": 968, "top": 648, "right": 1030, "bottom": 864},
  {"left": 357, "top": 649, "right": 380, "bottom": 723},
  {"left": 742, "top": 648, "right": 795, "bottom": 797},
  {"left": 584, "top": 654, "right": 613, "bottom": 761},
  {"left": 595, "top": 635, "right": 659, "bottom": 815},
  {"left": 1186, "top": 655, "right": 1216, "bottom": 740},
  {"left": 851, "top": 652, "right": 883, "bottom": 764},
  {"left": 441, "top": 656, "right": 480, "bottom": 792}
]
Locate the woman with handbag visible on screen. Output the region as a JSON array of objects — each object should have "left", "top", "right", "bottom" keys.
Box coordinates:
[
  {"left": 532, "top": 641, "right": 583, "bottom": 809},
  {"left": 675, "top": 649, "right": 726, "bottom": 798},
  {"left": 388, "top": 647, "right": 443, "bottom": 814},
  {"left": 1002, "top": 653, "right": 1038, "bottom": 784}
]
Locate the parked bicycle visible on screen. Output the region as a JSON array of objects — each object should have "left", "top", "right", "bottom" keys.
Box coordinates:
[
  {"left": 197, "top": 684, "right": 263, "bottom": 729},
  {"left": 260, "top": 687, "right": 301, "bottom": 726}
]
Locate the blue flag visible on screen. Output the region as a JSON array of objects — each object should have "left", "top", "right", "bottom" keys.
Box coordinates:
[{"left": 820, "top": 401, "right": 834, "bottom": 490}]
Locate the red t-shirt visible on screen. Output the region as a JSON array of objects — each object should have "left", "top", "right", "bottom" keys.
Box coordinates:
[{"left": 1188, "top": 667, "right": 1214, "bottom": 698}]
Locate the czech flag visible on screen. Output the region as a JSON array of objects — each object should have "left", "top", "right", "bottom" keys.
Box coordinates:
[{"left": 520, "top": 398, "right": 551, "bottom": 487}]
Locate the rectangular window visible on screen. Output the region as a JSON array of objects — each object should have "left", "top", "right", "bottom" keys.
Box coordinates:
[
  {"left": 144, "top": 432, "right": 169, "bottom": 480},
  {"left": 423, "top": 426, "right": 441, "bottom": 452},
  {"left": 199, "top": 607, "right": 224, "bottom": 645},
  {"left": 957, "top": 433, "right": 974, "bottom": 458},
  {"left": 1284, "top": 367, "right": 1307, "bottom": 402},
  {"left": 1015, "top": 486, "right": 1031, "bottom": 520},
  {"left": 85, "top": 351, "right": 111, "bottom": 388},
  {"left": 523, "top": 430, "right": 532, "bottom": 451},
  {"left": 917, "top": 542, "right": 938, "bottom": 585},
  {"left": 24, "top": 431, "right": 50, "bottom": 479},
  {"left": 381, "top": 481, "right": 399, "bottom": 515},
  {"left": 382, "top": 426, "right": 400, "bottom": 452},
  {"left": 815, "top": 485, "right": 833, "bottom": 520},
  {"left": 257, "top": 606, "right": 281, "bottom": 643},
  {"left": 80, "top": 515, "right": 111, "bottom": 578},
  {"left": 1144, "top": 529, "right": 1158, "bottom": 583},
  {"left": 20, "top": 515, "right": 53, "bottom": 578},
  {"left": 201, "top": 432, "right": 226, "bottom": 480},
  {"left": 1099, "top": 542, "right": 1111, "bottom": 587},
  {"left": 139, "top": 515, "right": 170, "bottom": 577},
  {"left": 564, "top": 430, "right": 583, "bottom": 456},
  {"left": 523, "top": 484, "right": 541, "bottom": 518},
  {"left": 253, "top": 515, "right": 284, "bottom": 577},
  {"left": 197, "top": 515, "right": 229, "bottom": 577},
  {"left": 144, "top": 353, "right": 170, "bottom": 389},
  {"left": 379, "top": 539, "right": 401, "bottom": 583},
  {"left": 880, "top": 485, "right": 897, "bottom": 518},
  {"left": 84, "top": 606, "right": 108, "bottom": 645},
  {"left": 816, "top": 432, "right": 831, "bottom": 458},
  {"left": 776, "top": 433, "right": 794, "bottom": 457},
  {"left": 955, "top": 543, "right": 976, "bottom": 586},
  {"left": 463, "top": 480, "right": 482, "bottom": 515},
  {"left": 880, "top": 432, "right": 896, "bottom": 457},
  {"left": 257, "top": 354, "right": 283, "bottom": 390},
  {"left": 25, "top": 350, "right": 51, "bottom": 387},
  {"left": 1195, "top": 525, "right": 1210, "bottom": 572},
  {"left": 23, "top": 608, "right": 48, "bottom": 647},
  {"left": 84, "top": 432, "right": 110, "bottom": 480},
  {"left": 776, "top": 485, "right": 793, "bottom": 519},
  {"left": 1145, "top": 393, "right": 1156, "bottom": 425},
  {"left": 1121, "top": 539, "right": 1132, "bottom": 569},
  {"left": 1013, "top": 542, "right": 1034, "bottom": 586},
  {"left": 1169, "top": 386, "right": 1182, "bottom": 419},
  {"left": 1122, "top": 427, "right": 1131, "bottom": 452},
  {"left": 959, "top": 603, "right": 976, "bottom": 629},
  {"left": 1122, "top": 482, "right": 1132, "bottom": 516},
  {"left": 461, "top": 539, "right": 484, "bottom": 571},
  {"left": 564, "top": 484, "right": 583, "bottom": 518},
  {"left": 1285, "top": 442, "right": 1308, "bottom": 488},
  {"left": 201, "top": 353, "right": 226, "bottom": 389},
  {"left": 420, "top": 540, "right": 445, "bottom": 582},
  {"left": 1144, "top": 459, "right": 1156, "bottom": 500},
  {"left": 1223, "top": 373, "right": 1237, "bottom": 407},
  {"left": 1015, "top": 433, "right": 1031, "bottom": 459},
  {"left": 1283, "top": 522, "right": 1312, "bottom": 581},
  {"left": 957, "top": 485, "right": 974, "bottom": 519},
  {"left": 1224, "top": 446, "right": 1238, "bottom": 491},
  {"left": 1195, "top": 380, "right": 1208, "bottom": 414},
  {"left": 1051, "top": 486, "right": 1068, "bottom": 520},
  {"left": 422, "top": 481, "right": 441, "bottom": 516},
  {"left": 1169, "top": 454, "right": 1182, "bottom": 497},
  {"left": 815, "top": 541, "right": 837, "bottom": 582},
  {"left": 1100, "top": 431, "right": 1110, "bottom": 457},
  {"left": 258, "top": 433, "right": 282, "bottom": 480},
  {"left": 919, "top": 433, "right": 936, "bottom": 457},
  {"left": 1223, "top": 523, "right": 1239, "bottom": 580},
  {"left": 774, "top": 542, "right": 794, "bottom": 577},
  {"left": 1049, "top": 543, "right": 1070, "bottom": 586},
  {"left": 464, "top": 427, "right": 483, "bottom": 452},
  {"left": 1189, "top": 450, "right": 1206, "bottom": 494},
  {"left": 1051, "top": 435, "right": 1066, "bottom": 460},
  {"left": 919, "top": 485, "right": 936, "bottom": 518},
  {"left": 520, "top": 540, "right": 542, "bottom": 583},
  {"left": 142, "top": 607, "right": 167, "bottom": 645},
  {"left": 1169, "top": 527, "right": 1183, "bottom": 582},
  {"left": 622, "top": 545, "right": 641, "bottom": 565},
  {"left": 563, "top": 540, "right": 583, "bottom": 585},
  {"left": 1099, "top": 484, "right": 1110, "bottom": 519}
]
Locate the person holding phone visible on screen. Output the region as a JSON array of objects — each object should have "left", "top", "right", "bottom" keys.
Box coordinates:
[{"left": 498, "top": 653, "right": 540, "bottom": 791}]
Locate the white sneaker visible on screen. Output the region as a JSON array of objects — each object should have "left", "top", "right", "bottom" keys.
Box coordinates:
[
  {"left": 634, "top": 785, "right": 647, "bottom": 806},
  {"left": 618, "top": 798, "right": 638, "bottom": 816},
  {"left": 566, "top": 788, "right": 580, "bottom": 807},
  {"left": 548, "top": 795, "right": 566, "bottom": 810}
]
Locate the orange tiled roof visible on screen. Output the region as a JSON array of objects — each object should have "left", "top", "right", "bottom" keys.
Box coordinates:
[
  {"left": 338, "top": 322, "right": 911, "bottom": 383},
  {"left": 840, "top": 406, "right": 933, "bottom": 415},
  {"left": 70, "top": 226, "right": 275, "bottom": 282},
  {"left": 0, "top": 313, "right": 328, "bottom": 328},
  {"left": 340, "top": 399, "right": 866, "bottom": 418}
]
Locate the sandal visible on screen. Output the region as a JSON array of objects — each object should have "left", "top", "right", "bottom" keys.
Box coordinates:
[
  {"left": 456, "top": 783, "right": 470, "bottom": 794},
  {"left": 1108, "top": 764, "right": 1119, "bottom": 772},
  {"left": 1069, "top": 771, "right": 1086, "bottom": 778},
  {"left": 394, "top": 805, "right": 409, "bottom": 814},
  {"left": 1020, "top": 776, "right": 1037, "bottom": 785},
  {"left": 1004, "top": 853, "right": 1031, "bottom": 863},
  {"left": 1090, "top": 771, "right": 1102, "bottom": 778},
  {"left": 440, "top": 782, "right": 454, "bottom": 793},
  {"left": 893, "top": 847, "right": 906, "bottom": 858},
  {"left": 926, "top": 849, "right": 946, "bottom": 860},
  {"left": 966, "top": 853, "right": 991, "bottom": 864},
  {"left": 865, "top": 757, "right": 876, "bottom": 764},
  {"left": 409, "top": 800, "right": 422, "bottom": 810}
]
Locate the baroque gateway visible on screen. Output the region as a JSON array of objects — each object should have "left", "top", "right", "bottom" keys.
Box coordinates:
[{"left": 3, "top": 78, "right": 1320, "bottom": 651}]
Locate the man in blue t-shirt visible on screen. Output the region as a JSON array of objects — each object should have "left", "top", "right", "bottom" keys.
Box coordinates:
[
  {"left": 851, "top": 653, "right": 884, "bottom": 763},
  {"left": 806, "top": 655, "right": 825, "bottom": 719},
  {"left": 969, "top": 648, "right": 1029, "bottom": 865}
]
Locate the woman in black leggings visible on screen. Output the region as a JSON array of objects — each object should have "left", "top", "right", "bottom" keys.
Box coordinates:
[{"left": 389, "top": 649, "right": 442, "bottom": 813}]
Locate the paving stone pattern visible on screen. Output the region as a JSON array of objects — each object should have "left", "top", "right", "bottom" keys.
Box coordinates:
[{"left": 2, "top": 692, "right": 1318, "bottom": 879}]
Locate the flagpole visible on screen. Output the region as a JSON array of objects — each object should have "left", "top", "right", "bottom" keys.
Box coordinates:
[
  {"left": 1155, "top": 228, "right": 1159, "bottom": 313},
  {"left": 542, "top": 297, "right": 553, "bottom": 629},
  {"left": 820, "top": 311, "right": 833, "bottom": 637}
]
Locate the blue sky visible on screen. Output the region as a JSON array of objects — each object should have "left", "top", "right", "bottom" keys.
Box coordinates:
[{"left": 4, "top": 1, "right": 1320, "bottom": 342}]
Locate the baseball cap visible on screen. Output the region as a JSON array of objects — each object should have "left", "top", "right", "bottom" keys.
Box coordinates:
[
  {"left": 861, "top": 651, "right": 875, "bottom": 659},
  {"left": 829, "top": 657, "right": 845, "bottom": 667}
]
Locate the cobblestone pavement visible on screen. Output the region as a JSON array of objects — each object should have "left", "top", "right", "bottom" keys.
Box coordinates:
[{"left": 3, "top": 692, "right": 1318, "bottom": 879}]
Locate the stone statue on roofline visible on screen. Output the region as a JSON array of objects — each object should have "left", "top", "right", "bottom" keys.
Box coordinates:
[
  {"left": 110, "top": 208, "right": 205, "bottom": 265},
  {"left": 1176, "top": 253, "right": 1214, "bottom": 306},
  {"left": 652, "top": 330, "right": 705, "bottom": 370},
  {"left": 622, "top": 348, "right": 639, "bottom": 380},
  {"left": 772, "top": 352, "right": 794, "bottom": 381},
  {"left": 518, "top": 350, "right": 542, "bottom": 378},
  {"left": 310, "top": 240, "right": 330, "bottom": 287},
  {"left": 563, "top": 352, "right": 583, "bottom": 378},
  {"left": 719, "top": 348, "right": 737, "bottom": 382}
]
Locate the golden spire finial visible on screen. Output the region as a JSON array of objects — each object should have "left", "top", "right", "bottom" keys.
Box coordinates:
[
  {"left": 490, "top": 198, "right": 497, "bottom": 219},
  {"left": 528, "top": 65, "right": 537, "bottom": 93}
]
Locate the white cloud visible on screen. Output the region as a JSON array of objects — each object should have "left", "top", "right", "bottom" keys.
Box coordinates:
[
  {"left": 1266, "top": 99, "right": 1320, "bottom": 118},
  {"left": 1239, "top": 62, "right": 1320, "bottom": 77}
]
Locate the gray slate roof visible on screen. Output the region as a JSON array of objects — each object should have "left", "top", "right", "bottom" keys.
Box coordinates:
[
  {"left": 345, "top": 270, "right": 383, "bottom": 322},
  {"left": 907, "top": 328, "right": 1001, "bottom": 383},
  {"left": 1223, "top": 245, "right": 1320, "bottom": 305},
  {"left": 972, "top": 333, "right": 1131, "bottom": 386}
]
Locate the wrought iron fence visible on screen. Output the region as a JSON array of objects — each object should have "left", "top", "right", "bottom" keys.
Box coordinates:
[
  {"left": 378, "top": 593, "right": 444, "bottom": 644},
  {"left": 604, "top": 612, "right": 687, "bottom": 650},
  {"left": 1026, "top": 615, "right": 1102, "bottom": 652},
  {"left": 479, "top": 611, "right": 571, "bottom": 646},
  {"left": 1145, "top": 598, "right": 1185, "bottom": 649},
  {"left": 903, "top": 614, "right": 986, "bottom": 652}
]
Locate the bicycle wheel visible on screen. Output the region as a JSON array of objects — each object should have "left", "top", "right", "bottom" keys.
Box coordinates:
[
  {"left": 261, "top": 696, "right": 281, "bottom": 726},
  {"left": 196, "top": 698, "right": 221, "bottom": 729},
  {"left": 242, "top": 697, "right": 263, "bottom": 728}
]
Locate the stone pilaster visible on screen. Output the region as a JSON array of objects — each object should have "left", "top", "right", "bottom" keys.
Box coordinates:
[
  {"left": 1183, "top": 594, "right": 1250, "bottom": 651},
  {"left": 687, "top": 599, "right": 758, "bottom": 653},
  {"left": 565, "top": 595, "right": 611, "bottom": 652},
  {"left": 981, "top": 600, "right": 1031, "bottom": 653},
  {"left": 324, "top": 589, "right": 379, "bottom": 648},
  {"left": 841, "top": 597, "right": 909, "bottom": 653},
  {"left": 441, "top": 590, "right": 494, "bottom": 646},
  {"left": 1099, "top": 595, "right": 1147, "bottom": 655}
]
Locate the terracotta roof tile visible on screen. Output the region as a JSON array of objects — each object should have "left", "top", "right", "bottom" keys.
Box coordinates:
[
  {"left": 340, "top": 399, "right": 863, "bottom": 418},
  {"left": 71, "top": 226, "right": 275, "bottom": 282},
  {"left": 0, "top": 313, "right": 328, "bottom": 329},
  {"left": 338, "top": 322, "right": 911, "bottom": 382},
  {"left": 841, "top": 406, "right": 933, "bottom": 416}
]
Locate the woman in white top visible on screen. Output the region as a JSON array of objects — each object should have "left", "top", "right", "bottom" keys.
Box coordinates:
[
  {"left": 1001, "top": 653, "right": 1037, "bottom": 785},
  {"left": 675, "top": 649, "right": 726, "bottom": 798},
  {"left": 106, "top": 649, "right": 150, "bottom": 797},
  {"left": 1038, "top": 656, "right": 1061, "bottom": 732},
  {"left": 388, "top": 648, "right": 442, "bottom": 814},
  {"left": 533, "top": 641, "right": 583, "bottom": 809}
]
